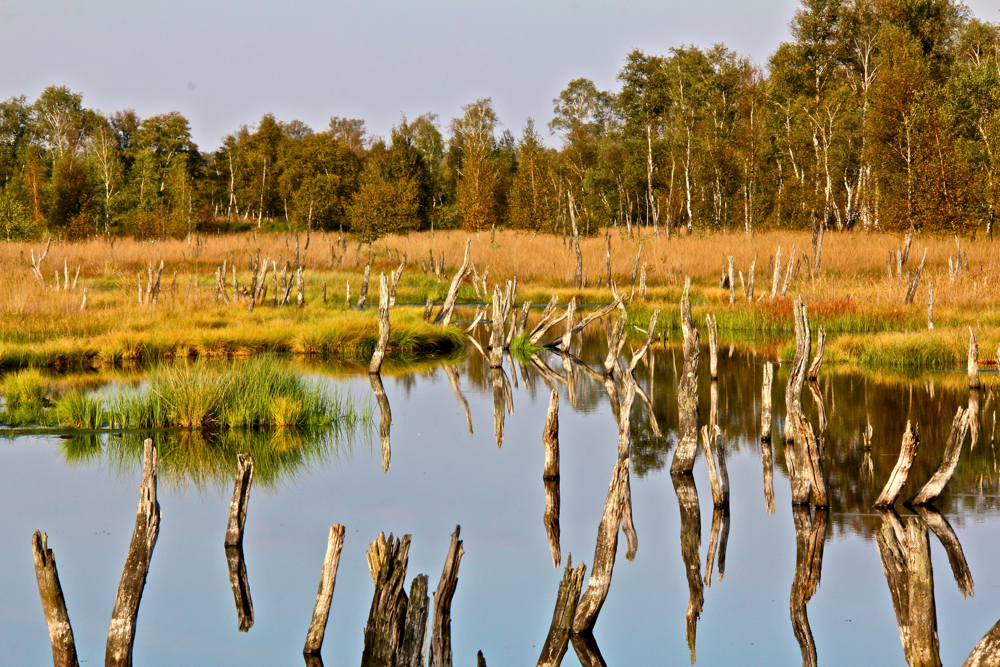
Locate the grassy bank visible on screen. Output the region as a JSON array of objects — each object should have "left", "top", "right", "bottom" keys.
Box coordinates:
[{"left": 3, "top": 228, "right": 999, "bottom": 372}]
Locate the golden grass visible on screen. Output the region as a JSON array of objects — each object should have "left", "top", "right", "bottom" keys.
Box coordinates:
[{"left": 2, "top": 228, "right": 998, "bottom": 371}]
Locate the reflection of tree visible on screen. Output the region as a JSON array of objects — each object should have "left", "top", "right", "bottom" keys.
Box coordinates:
[
  {"left": 671, "top": 474, "right": 703, "bottom": 663},
  {"left": 790, "top": 506, "right": 828, "bottom": 667}
]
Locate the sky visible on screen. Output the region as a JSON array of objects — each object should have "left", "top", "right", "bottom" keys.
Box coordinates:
[{"left": 2, "top": 0, "right": 1000, "bottom": 151}]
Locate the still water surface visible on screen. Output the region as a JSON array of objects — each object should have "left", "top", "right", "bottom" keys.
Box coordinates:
[{"left": 1, "top": 342, "right": 998, "bottom": 666}]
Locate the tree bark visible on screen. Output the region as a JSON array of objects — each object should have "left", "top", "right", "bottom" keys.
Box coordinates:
[
  {"left": 361, "top": 534, "right": 411, "bottom": 667},
  {"left": 537, "top": 558, "right": 587, "bottom": 667},
  {"left": 369, "top": 373, "right": 392, "bottom": 473},
  {"left": 225, "top": 545, "right": 254, "bottom": 632},
  {"left": 303, "top": 524, "right": 346, "bottom": 655},
  {"left": 369, "top": 274, "right": 391, "bottom": 374},
  {"left": 400, "top": 575, "right": 430, "bottom": 667},
  {"left": 875, "top": 422, "right": 919, "bottom": 507}
]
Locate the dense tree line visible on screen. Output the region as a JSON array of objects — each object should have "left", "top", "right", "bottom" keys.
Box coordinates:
[{"left": 2, "top": 0, "right": 999, "bottom": 241}]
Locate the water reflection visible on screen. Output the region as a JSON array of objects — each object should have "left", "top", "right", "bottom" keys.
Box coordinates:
[
  {"left": 790, "top": 506, "right": 828, "bottom": 667},
  {"left": 369, "top": 373, "right": 392, "bottom": 472}
]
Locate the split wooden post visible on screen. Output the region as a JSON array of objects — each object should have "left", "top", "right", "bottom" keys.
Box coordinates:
[
  {"left": 727, "top": 256, "right": 735, "bottom": 304},
  {"left": 771, "top": 246, "right": 782, "bottom": 298},
  {"left": 422, "top": 298, "right": 434, "bottom": 322},
  {"left": 389, "top": 261, "right": 404, "bottom": 308},
  {"left": 361, "top": 534, "right": 411, "bottom": 667},
  {"left": 224, "top": 453, "right": 254, "bottom": 547},
  {"left": 537, "top": 557, "right": 587, "bottom": 667},
  {"left": 31, "top": 531, "right": 79, "bottom": 667},
  {"left": 370, "top": 274, "right": 391, "bottom": 374},
  {"left": 912, "top": 407, "right": 971, "bottom": 505},
  {"left": 428, "top": 526, "right": 464, "bottom": 667},
  {"left": 400, "top": 575, "right": 430, "bottom": 667},
  {"left": 874, "top": 422, "right": 919, "bottom": 507},
  {"left": 671, "top": 278, "right": 700, "bottom": 474},
  {"left": 434, "top": 238, "right": 472, "bottom": 327},
  {"left": 303, "top": 524, "right": 346, "bottom": 657},
  {"left": 603, "top": 313, "right": 627, "bottom": 376},
  {"left": 106, "top": 439, "right": 160, "bottom": 667},
  {"left": 489, "top": 285, "right": 505, "bottom": 368},
  {"left": 706, "top": 314, "right": 718, "bottom": 381},
  {"left": 969, "top": 327, "right": 980, "bottom": 389},
  {"left": 904, "top": 248, "right": 927, "bottom": 305},
  {"left": 572, "top": 458, "right": 630, "bottom": 634},
  {"left": 701, "top": 425, "right": 729, "bottom": 508}
]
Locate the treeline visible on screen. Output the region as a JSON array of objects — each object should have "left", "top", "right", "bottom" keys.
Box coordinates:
[{"left": 2, "top": 0, "right": 1000, "bottom": 241}]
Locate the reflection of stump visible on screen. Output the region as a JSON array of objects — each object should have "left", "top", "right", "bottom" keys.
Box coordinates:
[
  {"left": 226, "top": 545, "right": 254, "bottom": 632},
  {"left": 369, "top": 374, "right": 392, "bottom": 473},
  {"left": 224, "top": 453, "right": 253, "bottom": 547},
  {"left": 790, "top": 506, "right": 828, "bottom": 667},
  {"left": 875, "top": 513, "right": 941, "bottom": 667},
  {"left": 542, "top": 390, "right": 561, "bottom": 568},
  {"left": 671, "top": 474, "right": 703, "bottom": 663}
]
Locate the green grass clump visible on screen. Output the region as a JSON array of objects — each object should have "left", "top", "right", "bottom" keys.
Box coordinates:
[
  {"left": 106, "top": 356, "right": 366, "bottom": 431},
  {"left": 55, "top": 391, "right": 107, "bottom": 429},
  {"left": 3, "top": 368, "right": 48, "bottom": 407},
  {"left": 510, "top": 332, "right": 542, "bottom": 361}
]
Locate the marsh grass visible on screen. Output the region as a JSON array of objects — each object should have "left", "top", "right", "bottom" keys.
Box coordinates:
[
  {"left": 510, "top": 332, "right": 543, "bottom": 361},
  {"left": 54, "top": 391, "right": 107, "bottom": 429}
]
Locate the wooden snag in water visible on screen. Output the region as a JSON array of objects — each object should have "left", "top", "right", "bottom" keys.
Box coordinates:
[
  {"left": 428, "top": 526, "right": 464, "bottom": 667},
  {"left": 369, "top": 373, "right": 392, "bottom": 473},
  {"left": 912, "top": 407, "right": 971, "bottom": 505},
  {"left": 706, "top": 314, "right": 719, "bottom": 381},
  {"left": 761, "top": 361, "right": 774, "bottom": 441},
  {"left": 762, "top": 438, "right": 776, "bottom": 516},
  {"left": 400, "top": 575, "right": 430, "bottom": 667},
  {"left": 106, "top": 438, "right": 160, "bottom": 667},
  {"left": 807, "top": 327, "right": 826, "bottom": 381},
  {"left": 224, "top": 453, "right": 254, "bottom": 547},
  {"left": 537, "top": 556, "right": 587, "bottom": 667},
  {"left": 573, "top": 459, "right": 630, "bottom": 634},
  {"left": 969, "top": 327, "right": 981, "bottom": 389},
  {"left": 671, "top": 278, "right": 700, "bottom": 474},
  {"left": 701, "top": 425, "right": 730, "bottom": 508},
  {"left": 361, "top": 534, "right": 411, "bottom": 667},
  {"left": 478, "top": 650, "right": 488, "bottom": 667},
  {"left": 875, "top": 422, "right": 919, "bottom": 507},
  {"left": 875, "top": 513, "right": 941, "bottom": 667},
  {"left": 561, "top": 297, "right": 576, "bottom": 351},
  {"left": 913, "top": 505, "right": 974, "bottom": 598},
  {"left": 435, "top": 238, "right": 472, "bottom": 327},
  {"left": 225, "top": 545, "right": 254, "bottom": 632},
  {"left": 303, "top": 525, "right": 346, "bottom": 656},
  {"left": 369, "top": 274, "right": 391, "bottom": 374},
  {"left": 31, "top": 531, "right": 79, "bottom": 667},
  {"left": 671, "top": 474, "right": 703, "bottom": 662},
  {"left": 771, "top": 246, "right": 782, "bottom": 298},
  {"left": 785, "top": 298, "right": 812, "bottom": 443},
  {"left": 603, "top": 313, "right": 627, "bottom": 376},
  {"left": 543, "top": 390, "right": 562, "bottom": 567}
]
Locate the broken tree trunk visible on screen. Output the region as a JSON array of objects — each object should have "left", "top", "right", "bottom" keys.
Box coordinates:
[
  {"left": 225, "top": 545, "right": 254, "bottom": 632},
  {"left": 31, "top": 531, "right": 79, "bottom": 667},
  {"left": 912, "top": 407, "right": 971, "bottom": 505},
  {"left": 537, "top": 557, "right": 587, "bottom": 667},
  {"left": 435, "top": 238, "right": 472, "bottom": 326},
  {"left": 543, "top": 389, "right": 561, "bottom": 567},
  {"left": 964, "top": 620, "right": 1000, "bottom": 667},
  {"left": 780, "top": 246, "right": 796, "bottom": 298},
  {"left": 807, "top": 327, "right": 826, "bottom": 381},
  {"left": 400, "top": 575, "right": 430, "bottom": 667},
  {"left": 572, "top": 458, "right": 629, "bottom": 634},
  {"left": 361, "top": 534, "right": 411, "bottom": 667},
  {"left": 106, "top": 438, "right": 160, "bottom": 667},
  {"left": 389, "top": 261, "right": 404, "bottom": 308},
  {"left": 224, "top": 453, "right": 253, "bottom": 547},
  {"left": 969, "top": 327, "right": 980, "bottom": 389},
  {"left": 356, "top": 264, "right": 371, "bottom": 309},
  {"left": 875, "top": 422, "right": 919, "bottom": 507},
  {"left": 702, "top": 425, "right": 729, "bottom": 508},
  {"left": 707, "top": 314, "right": 718, "bottom": 381},
  {"left": 784, "top": 298, "right": 811, "bottom": 443},
  {"left": 490, "top": 286, "right": 505, "bottom": 368},
  {"left": 761, "top": 361, "right": 774, "bottom": 441},
  {"left": 303, "top": 524, "right": 346, "bottom": 656},
  {"left": 671, "top": 278, "right": 700, "bottom": 474},
  {"left": 771, "top": 246, "right": 782, "bottom": 298},
  {"left": 428, "top": 526, "right": 464, "bottom": 667},
  {"left": 603, "top": 313, "right": 627, "bottom": 376},
  {"left": 561, "top": 297, "right": 576, "bottom": 351},
  {"left": 369, "top": 274, "right": 391, "bottom": 374}
]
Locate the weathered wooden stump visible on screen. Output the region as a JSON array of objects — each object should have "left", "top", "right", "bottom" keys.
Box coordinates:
[
  {"left": 875, "top": 422, "right": 919, "bottom": 507},
  {"left": 303, "top": 524, "right": 345, "bottom": 656},
  {"left": 106, "top": 438, "right": 160, "bottom": 667},
  {"left": 912, "top": 407, "right": 970, "bottom": 505},
  {"left": 434, "top": 238, "right": 471, "bottom": 327},
  {"left": 671, "top": 279, "right": 700, "bottom": 474},
  {"left": 369, "top": 274, "right": 391, "bottom": 374},
  {"left": 224, "top": 453, "right": 253, "bottom": 547},
  {"left": 31, "top": 531, "right": 79, "bottom": 667},
  {"left": 537, "top": 557, "right": 587, "bottom": 667},
  {"left": 428, "top": 526, "right": 464, "bottom": 667}
]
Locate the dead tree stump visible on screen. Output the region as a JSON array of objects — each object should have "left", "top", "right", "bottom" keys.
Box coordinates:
[
  {"left": 671, "top": 278, "right": 700, "bottom": 474},
  {"left": 31, "top": 531, "right": 79, "bottom": 667},
  {"left": 369, "top": 274, "right": 391, "bottom": 374},
  {"left": 537, "top": 557, "right": 587, "bottom": 667},
  {"left": 428, "top": 526, "right": 464, "bottom": 667},
  {"left": 875, "top": 422, "right": 919, "bottom": 507},
  {"left": 303, "top": 524, "right": 346, "bottom": 656},
  {"left": 361, "top": 533, "right": 411, "bottom": 667},
  {"left": 224, "top": 453, "right": 253, "bottom": 547}
]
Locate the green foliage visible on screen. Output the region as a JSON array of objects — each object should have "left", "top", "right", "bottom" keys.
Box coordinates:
[
  {"left": 55, "top": 391, "right": 106, "bottom": 429},
  {"left": 0, "top": 190, "right": 36, "bottom": 240},
  {"left": 509, "top": 332, "right": 542, "bottom": 361},
  {"left": 2, "top": 368, "right": 48, "bottom": 407}
]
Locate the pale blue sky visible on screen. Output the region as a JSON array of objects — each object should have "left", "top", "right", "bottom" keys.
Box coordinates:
[{"left": 2, "top": 0, "right": 999, "bottom": 150}]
